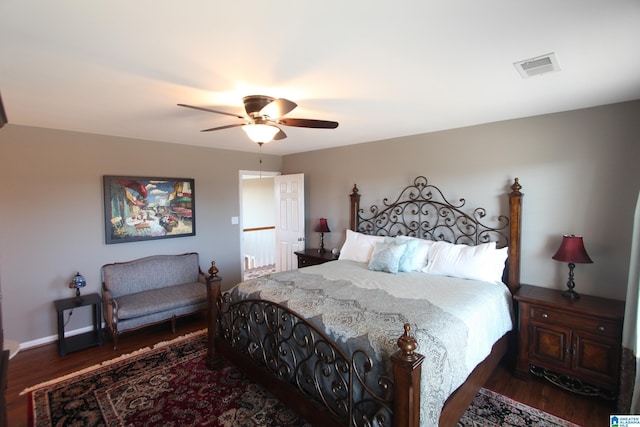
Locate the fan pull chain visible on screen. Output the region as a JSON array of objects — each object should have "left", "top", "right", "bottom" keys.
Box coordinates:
[{"left": 258, "top": 142, "right": 263, "bottom": 178}]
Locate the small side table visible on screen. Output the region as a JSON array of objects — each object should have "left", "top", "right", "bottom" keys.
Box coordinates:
[
  {"left": 54, "top": 293, "right": 103, "bottom": 356},
  {"left": 294, "top": 249, "right": 337, "bottom": 268}
]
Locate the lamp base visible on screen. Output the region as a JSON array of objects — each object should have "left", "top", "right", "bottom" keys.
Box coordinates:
[
  {"left": 318, "top": 232, "right": 326, "bottom": 253},
  {"left": 561, "top": 288, "right": 580, "bottom": 300},
  {"left": 74, "top": 288, "right": 84, "bottom": 304},
  {"left": 561, "top": 262, "right": 580, "bottom": 300}
]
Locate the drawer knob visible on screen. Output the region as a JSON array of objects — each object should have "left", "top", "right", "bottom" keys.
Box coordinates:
[
  {"left": 541, "top": 313, "right": 549, "bottom": 319},
  {"left": 598, "top": 326, "right": 605, "bottom": 332}
]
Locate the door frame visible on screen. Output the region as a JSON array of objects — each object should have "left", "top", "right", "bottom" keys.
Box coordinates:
[{"left": 239, "top": 170, "right": 280, "bottom": 278}]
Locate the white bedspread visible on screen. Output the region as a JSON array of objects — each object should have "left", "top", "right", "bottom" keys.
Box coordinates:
[
  {"left": 302, "top": 260, "right": 513, "bottom": 373},
  {"left": 232, "top": 259, "right": 513, "bottom": 426}
]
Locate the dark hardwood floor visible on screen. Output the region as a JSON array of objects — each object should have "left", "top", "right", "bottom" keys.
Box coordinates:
[
  {"left": 485, "top": 364, "right": 615, "bottom": 427},
  {"left": 6, "top": 314, "right": 614, "bottom": 427}
]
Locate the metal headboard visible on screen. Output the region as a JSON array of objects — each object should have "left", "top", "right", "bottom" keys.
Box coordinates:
[{"left": 350, "top": 176, "right": 523, "bottom": 292}]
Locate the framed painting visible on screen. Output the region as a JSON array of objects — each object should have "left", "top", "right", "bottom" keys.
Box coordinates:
[{"left": 103, "top": 176, "right": 196, "bottom": 244}]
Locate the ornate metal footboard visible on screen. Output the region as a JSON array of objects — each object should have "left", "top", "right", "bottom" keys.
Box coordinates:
[
  {"left": 220, "top": 295, "right": 393, "bottom": 425},
  {"left": 204, "top": 264, "right": 424, "bottom": 427}
]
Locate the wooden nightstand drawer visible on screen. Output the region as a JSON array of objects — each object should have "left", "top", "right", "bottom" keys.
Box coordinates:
[
  {"left": 530, "top": 306, "right": 620, "bottom": 338},
  {"left": 298, "top": 256, "right": 320, "bottom": 267},
  {"left": 294, "top": 249, "right": 337, "bottom": 268}
]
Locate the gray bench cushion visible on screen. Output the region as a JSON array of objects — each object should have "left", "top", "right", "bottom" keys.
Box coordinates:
[
  {"left": 103, "top": 253, "right": 200, "bottom": 298},
  {"left": 115, "top": 282, "right": 206, "bottom": 319}
]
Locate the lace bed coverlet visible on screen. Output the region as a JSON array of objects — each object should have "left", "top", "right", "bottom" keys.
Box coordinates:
[{"left": 230, "top": 260, "right": 513, "bottom": 426}]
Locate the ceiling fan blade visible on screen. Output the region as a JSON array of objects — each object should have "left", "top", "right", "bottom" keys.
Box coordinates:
[
  {"left": 278, "top": 118, "right": 339, "bottom": 129},
  {"left": 178, "top": 103, "right": 245, "bottom": 119},
  {"left": 260, "top": 98, "right": 297, "bottom": 119},
  {"left": 273, "top": 128, "right": 287, "bottom": 140},
  {"left": 200, "top": 123, "right": 244, "bottom": 132}
]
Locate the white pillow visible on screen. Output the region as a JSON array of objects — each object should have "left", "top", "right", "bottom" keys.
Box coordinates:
[
  {"left": 487, "top": 246, "right": 509, "bottom": 282},
  {"left": 387, "top": 236, "right": 433, "bottom": 272},
  {"left": 338, "top": 230, "right": 386, "bottom": 263},
  {"left": 423, "top": 241, "right": 508, "bottom": 283},
  {"left": 368, "top": 240, "right": 407, "bottom": 274}
]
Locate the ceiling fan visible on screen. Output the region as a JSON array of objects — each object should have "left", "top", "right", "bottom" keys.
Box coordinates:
[{"left": 178, "top": 95, "right": 339, "bottom": 145}]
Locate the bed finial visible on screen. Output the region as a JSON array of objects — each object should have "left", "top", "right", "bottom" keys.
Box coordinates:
[
  {"left": 396, "top": 323, "right": 418, "bottom": 358},
  {"left": 510, "top": 177, "right": 522, "bottom": 195},
  {"left": 208, "top": 260, "right": 219, "bottom": 279}
]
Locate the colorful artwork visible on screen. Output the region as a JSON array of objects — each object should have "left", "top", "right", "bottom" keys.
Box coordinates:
[{"left": 103, "top": 176, "right": 195, "bottom": 244}]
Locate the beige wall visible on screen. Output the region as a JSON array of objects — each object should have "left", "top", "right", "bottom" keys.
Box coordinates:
[
  {"left": 0, "top": 125, "right": 281, "bottom": 345},
  {"left": 2, "top": 100, "right": 638, "bottom": 346},
  {"left": 283, "top": 100, "right": 640, "bottom": 302}
]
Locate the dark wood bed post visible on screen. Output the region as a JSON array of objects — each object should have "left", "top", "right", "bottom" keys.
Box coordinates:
[
  {"left": 391, "top": 324, "right": 425, "bottom": 427},
  {"left": 205, "top": 261, "right": 223, "bottom": 370},
  {"left": 507, "top": 178, "right": 523, "bottom": 292},
  {"left": 349, "top": 184, "right": 360, "bottom": 232}
]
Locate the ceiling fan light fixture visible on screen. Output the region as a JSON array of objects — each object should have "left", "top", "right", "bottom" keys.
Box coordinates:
[
  {"left": 242, "top": 123, "right": 279, "bottom": 144},
  {"left": 179, "top": 96, "right": 338, "bottom": 142}
]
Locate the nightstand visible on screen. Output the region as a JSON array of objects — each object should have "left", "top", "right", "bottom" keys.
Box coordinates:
[
  {"left": 294, "top": 249, "right": 337, "bottom": 268},
  {"left": 514, "top": 284, "right": 624, "bottom": 398},
  {"left": 54, "top": 293, "right": 103, "bottom": 356}
]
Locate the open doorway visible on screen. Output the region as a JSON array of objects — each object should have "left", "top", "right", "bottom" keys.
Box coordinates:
[{"left": 240, "top": 170, "right": 279, "bottom": 280}]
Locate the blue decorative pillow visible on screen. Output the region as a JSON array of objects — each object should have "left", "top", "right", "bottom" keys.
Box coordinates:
[
  {"left": 368, "top": 240, "right": 407, "bottom": 274},
  {"left": 385, "top": 236, "right": 432, "bottom": 272}
]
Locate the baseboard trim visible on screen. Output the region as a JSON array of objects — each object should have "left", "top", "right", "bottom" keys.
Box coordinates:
[{"left": 15, "top": 324, "right": 105, "bottom": 351}]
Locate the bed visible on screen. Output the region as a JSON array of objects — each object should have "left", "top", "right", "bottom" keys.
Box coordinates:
[{"left": 205, "top": 176, "right": 524, "bottom": 427}]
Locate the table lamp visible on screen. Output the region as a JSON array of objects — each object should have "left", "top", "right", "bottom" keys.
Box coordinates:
[
  {"left": 552, "top": 235, "right": 593, "bottom": 299},
  {"left": 315, "top": 218, "right": 331, "bottom": 253},
  {"left": 69, "top": 272, "right": 86, "bottom": 303}
]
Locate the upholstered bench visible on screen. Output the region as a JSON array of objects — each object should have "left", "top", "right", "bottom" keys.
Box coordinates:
[{"left": 101, "top": 252, "right": 207, "bottom": 349}]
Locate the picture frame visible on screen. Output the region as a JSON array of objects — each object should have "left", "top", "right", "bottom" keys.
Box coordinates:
[{"left": 103, "top": 175, "right": 195, "bottom": 244}]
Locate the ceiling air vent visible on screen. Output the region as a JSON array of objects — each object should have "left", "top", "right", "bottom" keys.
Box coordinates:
[{"left": 514, "top": 53, "right": 560, "bottom": 78}]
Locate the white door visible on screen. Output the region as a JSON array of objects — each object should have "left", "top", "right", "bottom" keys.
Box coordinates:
[{"left": 275, "top": 173, "right": 305, "bottom": 271}]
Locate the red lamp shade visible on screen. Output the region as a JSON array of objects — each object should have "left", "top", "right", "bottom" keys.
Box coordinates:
[
  {"left": 314, "top": 218, "right": 330, "bottom": 253},
  {"left": 552, "top": 235, "right": 593, "bottom": 264},
  {"left": 552, "top": 235, "right": 592, "bottom": 299},
  {"left": 314, "top": 218, "right": 331, "bottom": 233}
]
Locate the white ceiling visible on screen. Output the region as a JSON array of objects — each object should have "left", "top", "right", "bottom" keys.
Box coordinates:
[{"left": 1, "top": 1, "right": 639, "bottom": 155}]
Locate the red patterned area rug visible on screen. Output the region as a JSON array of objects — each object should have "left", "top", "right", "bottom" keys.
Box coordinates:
[
  {"left": 458, "top": 387, "right": 582, "bottom": 427},
  {"left": 24, "top": 329, "right": 580, "bottom": 427},
  {"left": 23, "top": 330, "right": 309, "bottom": 427}
]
